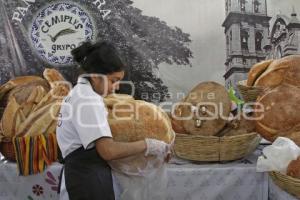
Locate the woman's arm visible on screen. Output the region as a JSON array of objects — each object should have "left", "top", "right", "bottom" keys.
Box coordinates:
[{"left": 95, "top": 137, "right": 147, "bottom": 161}]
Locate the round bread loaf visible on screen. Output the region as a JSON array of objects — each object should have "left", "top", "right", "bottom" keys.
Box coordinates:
[
  {"left": 247, "top": 59, "right": 273, "bottom": 86},
  {"left": 105, "top": 94, "right": 174, "bottom": 175},
  {"left": 287, "top": 157, "right": 300, "bottom": 179},
  {"left": 168, "top": 108, "right": 187, "bottom": 134},
  {"left": 254, "top": 55, "right": 300, "bottom": 87},
  {"left": 284, "top": 63, "right": 300, "bottom": 87},
  {"left": 180, "top": 82, "right": 231, "bottom": 136},
  {"left": 104, "top": 94, "right": 173, "bottom": 143},
  {"left": 255, "top": 84, "right": 300, "bottom": 145}
]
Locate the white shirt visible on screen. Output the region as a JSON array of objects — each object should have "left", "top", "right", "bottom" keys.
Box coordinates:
[
  {"left": 56, "top": 77, "right": 113, "bottom": 200},
  {"left": 56, "top": 77, "right": 112, "bottom": 158}
]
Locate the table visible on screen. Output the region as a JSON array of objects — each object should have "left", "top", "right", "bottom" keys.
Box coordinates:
[
  {"left": 0, "top": 148, "right": 297, "bottom": 200},
  {"left": 268, "top": 178, "right": 299, "bottom": 200}
]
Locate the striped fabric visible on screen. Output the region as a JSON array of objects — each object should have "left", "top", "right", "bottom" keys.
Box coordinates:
[{"left": 13, "top": 133, "right": 58, "bottom": 176}]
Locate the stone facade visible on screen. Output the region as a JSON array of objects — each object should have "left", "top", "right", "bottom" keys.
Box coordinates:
[
  {"left": 265, "top": 11, "right": 300, "bottom": 59},
  {"left": 222, "top": 0, "right": 271, "bottom": 92}
]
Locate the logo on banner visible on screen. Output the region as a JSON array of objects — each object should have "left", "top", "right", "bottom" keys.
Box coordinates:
[{"left": 31, "top": 2, "right": 94, "bottom": 65}]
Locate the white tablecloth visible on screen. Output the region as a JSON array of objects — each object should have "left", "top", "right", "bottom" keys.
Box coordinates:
[
  {"left": 0, "top": 147, "right": 296, "bottom": 200},
  {"left": 268, "top": 178, "right": 299, "bottom": 200}
]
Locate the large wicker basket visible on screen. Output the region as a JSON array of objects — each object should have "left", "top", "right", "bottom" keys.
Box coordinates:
[
  {"left": 174, "top": 132, "right": 261, "bottom": 162},
  {"left": 237, "top": 84, "right": 264, "bottom": 103},
  {"left": 269, "top": 171, "right": 300, "bottom": 198}
]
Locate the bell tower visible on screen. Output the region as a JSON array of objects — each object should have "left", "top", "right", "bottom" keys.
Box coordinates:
[{"left": 222, "top": 0, "right": 271, "bottom": 91}]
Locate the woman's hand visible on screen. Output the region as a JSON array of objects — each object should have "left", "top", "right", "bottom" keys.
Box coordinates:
[
  {"left": 96, "top": 137, "right": 172, "bottom": 162},
  {"left": 144, "top": 138, "right": 171, "bottom": 162}
]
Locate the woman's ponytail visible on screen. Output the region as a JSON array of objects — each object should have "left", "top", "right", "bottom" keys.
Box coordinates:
[
  {"left": 71, "top": 41, "right": 93, "bottom": 64},
  {"left": 71, "top": 41, "right": 126, "bottom": 74}
]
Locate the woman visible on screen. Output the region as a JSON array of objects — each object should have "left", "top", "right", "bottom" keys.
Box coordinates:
[{"left": 56, "top": 41, "right": 170, "bottom": 200}]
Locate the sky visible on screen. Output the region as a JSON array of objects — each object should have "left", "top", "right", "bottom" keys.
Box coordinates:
[{"left": 132, "top": 0, "right": 300, "bottom": 101}]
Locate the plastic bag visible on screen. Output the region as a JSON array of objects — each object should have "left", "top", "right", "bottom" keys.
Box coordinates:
[
  {"left": 108, "top": 131, "right": 175, "bottom": 176},
  {"left": 109, "top": 152, "right": 167, "bottom": 176},
  {"left": 112, "top": 165, "right": 168, "bottom": 200},
  {"left": 257, "top": 137, "right": 300, "bottom": 173},
  {"left": 109, "top": 149, "right": 169, "bottom": 200},
  {"left": 108, "top": 131, "right": 174, "bottom": 199}
]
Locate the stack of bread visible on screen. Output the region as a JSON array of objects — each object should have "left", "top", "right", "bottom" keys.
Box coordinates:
[
  {"left": 104, "top": 94, "right": 174, "bottom": 175},
  {"left": 247, "top": 55, "right": 300, "bottom": 145},
  {"left": 247, "top": 55, "right": 300, "bottom": 88},
  {"left": 168, "top": 81, "right": 260, "bottom": 162},
  {"left": 0, "top": 68, "right": 69, "bottom": 138},
  {"left": 169, "top": 81, "right": 254, "bottom": 137}
]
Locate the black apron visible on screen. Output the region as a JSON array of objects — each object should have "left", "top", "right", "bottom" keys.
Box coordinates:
[{"left": 58, "top": 146, "right": 115, "bottom": 200}]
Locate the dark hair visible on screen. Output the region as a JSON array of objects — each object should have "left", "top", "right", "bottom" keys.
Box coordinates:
[{"left": 71, "top": 41, "right": 126, "bottom": 74}]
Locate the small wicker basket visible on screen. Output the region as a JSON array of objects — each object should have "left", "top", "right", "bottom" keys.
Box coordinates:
[
  {"left": 269, "top": 171, "right": 300, "bottom": 198},
  {"left": 174, "top": 132, "right": 261, "bottom": 162},
  {"left": 237, "top": 84, "right": 264, "bottom": 103},
  {"left": 0, "top": 136, "right": 16, "bottom": 161}
]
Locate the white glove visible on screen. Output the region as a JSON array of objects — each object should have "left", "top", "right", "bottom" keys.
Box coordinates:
[{"left": 144, "top": 138, "right": 170, "bottom": 157}]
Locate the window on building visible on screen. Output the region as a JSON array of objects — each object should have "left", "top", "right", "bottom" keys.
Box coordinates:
[
  {"left": 254, "top": 0, "right": 260, "bottom": 13},
  {"left": 240, "top": 0, "right": 246, "bottom": 12},
  {"left": 241, "top": 29, "right": 249, "bottom": 50},
  {"left": 226, "top": 0, "right": 230, "bottom": 13},
  {"left": 255, "top": 32, "right": 263, "bottom": 51},
  {"left": 276, "top": 46, "right": 282, "bottom": 58},
  {"left": 230, "top": 31, "right": 232, "bottom": 41},
  {"left": 243, "top": 58, "right": 247, "bottom": 65},
  {"left": 226, "top": 36, "right": 230, "bottom": 55},
  {"left": 276, "top": 22, "right": 281, "bottom": 31}
]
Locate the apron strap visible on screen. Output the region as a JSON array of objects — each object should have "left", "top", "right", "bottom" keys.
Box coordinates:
[{"left": 57, "top": 146, "right": 84, "bottom": 194}]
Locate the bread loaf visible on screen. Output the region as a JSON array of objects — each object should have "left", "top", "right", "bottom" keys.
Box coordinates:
[
  {"left": 180, "top": 82, "right": 231, "bottom": 136},
  {"left": 0, "top": 76, "right": 45, "bottom": 100},
  {"left": 168, "top": 108, "right": 187, "bottom": 134},
  {"left": 105, "top": 94, "right": 174, "bottom": 175},
  {"left": 253, "top": 55, "right": 300, "bottom": 87},
  {"left": 0, "top": 74, "right": 68, "bottom": 140},
  {"left": 255, "top": 84, "right": 300, "bottom": 145},
  {"left": 17, "top": 102, "right": 61, "bottom": 137},
  {"left": 105, "top": 95, "right": 173, "bottom": 143},
  {"left": 287, "top": 157, "right": 300, "bottom": 179},
  {"left": 43, "top": 68, "right": 67, "bottom": 88},
  {"left": 32, "top": 84, "right": 69, "bottom": 112},
  {"left": 247, "top": 59, "right": 273, "bottom": 86},
  {"left": 7, "top": 79, "right": 50, "bottom": 105},
  {"left": 20, "top": 86, "right": 47, "bottom": 116},
  {"left": 1, "top": 97, "right": 25, "bottom": 137},
  {"left": 284, "top": 64, "right": 300, "bottom": 87},
  {"left": 222, "top": 114, "right": 256, "bottom": 136}
]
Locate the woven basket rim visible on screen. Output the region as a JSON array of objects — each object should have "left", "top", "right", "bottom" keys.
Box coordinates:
[
  {"left": 175, "top": 132, "right": 259, "bottom": 139},
  {"left": 174, "top": 131, "right": 261, "bottom": 162},
  {"left": 0, "top": 136, "right": 13, "bottom": 142},
  {"left": 237, "top": 84, "right": 264, "bottom": 89},
  {"left": 269, "top": 171, "right": 300, "bottom": 198},
  {"left": 270, "top": 171, "right": 300, "bottom": 183}
]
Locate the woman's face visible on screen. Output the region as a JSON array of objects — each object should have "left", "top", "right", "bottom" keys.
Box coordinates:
[{"left": 90, "top": 70, "right": 125, "bottom": 96}]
